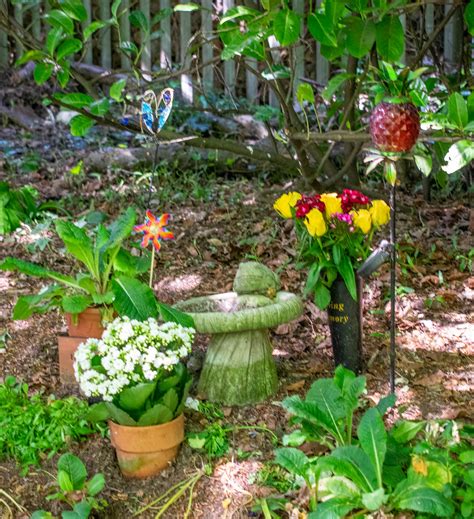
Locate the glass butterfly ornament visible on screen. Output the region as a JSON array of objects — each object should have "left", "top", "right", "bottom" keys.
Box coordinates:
[{"left": 140, "top": 87, "right": 174, "bottom": 135}]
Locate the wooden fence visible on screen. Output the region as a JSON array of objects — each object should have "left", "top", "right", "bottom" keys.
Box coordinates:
[{"left": 0, "top": 1, "right": 468, "bottom": 105}]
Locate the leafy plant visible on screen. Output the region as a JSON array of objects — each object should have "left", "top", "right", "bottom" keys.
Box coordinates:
[
  {"left": 0, "top": 376, "right": 97, "bottom": 473},
  {"left": 31, "top": 453, "right": 107, "bottom": 519},
  {"left": 0, "top": 181, "right": 41, "bottom": 235}
]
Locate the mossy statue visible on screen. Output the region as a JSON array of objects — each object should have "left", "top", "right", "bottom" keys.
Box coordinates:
[{"left": 175, "top": 262, "right": 303, "bottom": 405}]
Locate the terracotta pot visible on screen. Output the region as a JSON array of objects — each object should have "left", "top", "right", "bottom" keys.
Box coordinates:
[
  {"left": 109, "top": 414, "right": 185, "bottom": 478},
  {"left": 65, "top": 308, "right": 105, "bottom": 338},
  {"left": 58, "top": 336, "right": 86, "bottom": 384}
]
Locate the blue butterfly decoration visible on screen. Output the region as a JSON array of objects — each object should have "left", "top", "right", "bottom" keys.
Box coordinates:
[{"left": 140, "top": 88, "right": 174, "bottom": 135}]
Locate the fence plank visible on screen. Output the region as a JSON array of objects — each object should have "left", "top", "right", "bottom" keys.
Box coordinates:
[
  {"left": 315, "top": 0, "right": 329, "bottom": 84},
  {"left": 14, "top": 3, "right": 23, "bottom": 58},
  {"left": 293, "top": 0, "right": 305, "bottom": 98},
  {"left": 119, "top": 0, "right": 131, "bottom": 70},
  {"left": 400, "top": 14, "right": 406, "bottom": 64},
  {"left": 246, "top": 58, "right": 258, "bottom": 104},
  {"left": 268, "top": 35, "right": 280, "bottom": 107},
  {"left": 180, "top": 0, "right": 193, "bottom": 102},
  {"left": 32, "top": 2, "right": 41, "bottom": 40},
  {"left": 99, "top": 1, "right": 112, "bottom": 69},
  {"left": 139, "top": 0, "right": 151, "bottom": 79},
  {"left": 444, "top": 3, "right": 463, "bottom": 65},
  {"left": 223, "top": 0, "right": 235, "bottom": 95},
  {"left": 0, "top": 29, "right": 8, "bottom": 67},
  {"left": 160, "top": 0, "right": 171, "bottom": 69},
  {"left": 425, "top": 3, "right": 434, "bottom": 35},
  {"left": 201, "top": 0, "right": 213, "bottom": 92},
  {"left": 83, "top": 0, "right": 93, "bottom": 64}
]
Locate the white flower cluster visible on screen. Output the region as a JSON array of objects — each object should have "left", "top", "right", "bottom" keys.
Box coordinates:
[{"left": 74, "top": 317, "right": 195, "bottom": 401}]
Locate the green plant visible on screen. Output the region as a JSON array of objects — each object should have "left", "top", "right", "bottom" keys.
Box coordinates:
[
  {"left": 0, "top": 376, "right": 97, "bottom": 473},
  {"left": 82, "top": 318, "right": 194, "bottom": 427},
  {"left": 31, "top": 453, "right": 107, "bottom": 519},
  {"left": 0, "top": 181, "right": 40, "bottom": 235}
]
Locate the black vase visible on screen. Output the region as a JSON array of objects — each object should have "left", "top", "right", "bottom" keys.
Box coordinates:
[{"left": 327, "top": 275, "right": 363, "bottom": 373}]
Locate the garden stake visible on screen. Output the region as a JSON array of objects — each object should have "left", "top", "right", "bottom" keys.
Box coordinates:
[{"left": 389, "top": 181, "right": 397, "bottom": 394}]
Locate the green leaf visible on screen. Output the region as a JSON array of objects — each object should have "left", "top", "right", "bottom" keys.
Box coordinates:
[
  {"left": 31, "top": 512, "right": 53, "bottom": 519},
  {"left": 46, "top": 9, "right": 75, "bottom": 35},
  {"left": 61, "top": 295, "right": 91, "bottom": 315},
  {"left": 174, "top": 3, "right": 200, "bottom": 12},
  {"left": 392, "top": 480, "right": 454, "bottom": 517},
  {"left": 59, "top": 93, "right": 94, "bottom": 109},
  {"left": 69, "top": 115, "right": 95, "bottom": 137},
  {"left": 465, "top": 0, "right": 474, "bottom": 36},
  {"left": 56, "top": 38, "right": 83, "bottom": 60},
  {"left": 414, "top": 153, "right": 432, "bottom": 177},
  {"left": 274, "top": 447, "right": 309, "bottom": 477},
  {"left": 64, "top": 502, "right": 92, "bottom": 519},
  {"left": 309, "top": 498, "right": 357, "bottom": 519},
  {"left": 336, "top": 255, "right": 357, "bottom": 302},
  {"left": 138, "top": 403, "right": 173, "bottom": 426},
  {"left": 101, "top": 206, "right": 135, "bottom": 252},
  {"left": 220, "top": 6, "right": 260, "bottom": 24},
  {"left": 441, "top": 140, "right": 474, "bottom": 174},
  {"left": 314, "top": 281, "right": 331, "bottom": 310},
  {"left": 86, "top": 473, "right": 105, "bottom": 497},
  {"left": 362, "top": 488, "right": 387, "bottom": 511},
  {"left": 274, "top": 9, "right": 300, "bottom": 46},
  {"left": 120, "top": 40, "right": 139, "bottom": 56},
  {"left": 58, "top": 453, "right": 87, "bottom": 490},
  {"left": 460, "top": 450, "right": 474, "bottom": 463},
  {"left": 59, "top": 0, "right": 88, "bottom": 22},
  {"left": 111, "top": 0, "right": 123, "bottom": 19},
  {"left": 129, "top": 10, "right": 149, "bottom": 32},
  {"left": 322, "top": 73, "right": 352, "bottom": 101},
  {"left": 112, "top": 276, "right": 159, "bottom": 320},
  {"left": 87, "top": 402, "right": 111, "bottom": 422},
  {"left": 297, "top": 82, "right": 315, "bottom": 106},
  {"left": 110, "top": 79, "right": 127, "bottom": 102},
  {"left": 118, "top": 382, "right": 156, "bottom": 412},
  {"left": 34, "top": 62, "right": 54, "bottom": 85},
  {"left": 308, "top": 13, "right": 337, "bottom": 47},
  {"left": 345, "top": 17, "right": 375, "bottom": 58},
  {"left": 16, "top": 50, "right": 47, "bottom": 66},
  {"left": 375, "top": 16, "right": 404, "bottom": 62},
  {"left": 57, "top": 470, "right": 74, "bottom": 492},
  {"left": 57, "top": 64, "right": 71, "bottom": 88},
  {"left": 83, "top": 21, "right": 106, "bottom": 41},
  {"left": 105, "top": 402, "right": 136, "bottom": 425},
  {"left": 162, "top": 388, "right": 179, "bottom": 414},
  {"left": 55, "top": 220, "right": 96, "bottom": 275},
  {"left": 12, "top": 287, "right": 62, "bottom": 320},
  {"left": 375, "top": 394, "right": 396, "bottom": 415},
  {"left": 357, "top": 408, "right": 387, "bottom": 488},
  {"left": 391, "top": 420, "right": 425, "bottom": 444},
  {"left": 447, "top": 92, "right": 468, "bottom": 129},
  {"left": 156, "top": 301, "right": 195, "bottom": 328}
]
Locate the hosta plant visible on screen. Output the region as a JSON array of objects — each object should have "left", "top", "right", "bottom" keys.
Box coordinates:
[
  {"left": 78, "top": 317, "right": 194, "bottom": 426},
  {"left": 274, "top": 190, "right": 390, "bottom": 309},
  {"left": 0, "top": 207, "right": 188, "bottom": 324}
]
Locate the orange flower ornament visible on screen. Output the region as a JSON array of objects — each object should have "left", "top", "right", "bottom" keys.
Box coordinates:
[{"left": 134, "top": 211, "right": 174, "bottom": 251}]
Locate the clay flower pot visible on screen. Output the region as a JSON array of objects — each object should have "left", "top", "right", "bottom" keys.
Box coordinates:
[{"left": 109, "top": 414, "right": 185, "bottom": 478}]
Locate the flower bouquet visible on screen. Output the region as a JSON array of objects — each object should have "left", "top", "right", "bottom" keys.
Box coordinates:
[
  {"left": 75, "top": 316, "right": 195, "bottom": 478},
  {"left": 274, "top": 189, "right": 390, "bottom": 371}
]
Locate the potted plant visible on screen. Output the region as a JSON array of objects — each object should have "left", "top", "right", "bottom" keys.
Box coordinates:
[
  {"left": 274, "top": 189, "right": 390, "bottom": 372},
  {"left": 75, "top": 316, "right": 195, "bottom": 478},
  {"left": 0, "top": 208, "right": 185, "bottom": 382}
]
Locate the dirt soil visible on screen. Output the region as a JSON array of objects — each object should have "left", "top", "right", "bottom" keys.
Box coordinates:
[{"left": 0, "top": 119, "right": 472, "bottom": 519}]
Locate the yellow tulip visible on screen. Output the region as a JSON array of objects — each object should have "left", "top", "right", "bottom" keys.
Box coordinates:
[
  {"left": 351, "top": 209, "right": 372, "bottom": 234},
  {"left": 320, "top": 193, "right": 342, "bottom": 218},
  {"left": 370, "top": 200, "right": 390, "bottom": 226},
  {"left": 273, "top": 192, "right": 302, "bottom": 219},
  {"left": 304, "top": 208, "right": 327, "bottom": 237}
]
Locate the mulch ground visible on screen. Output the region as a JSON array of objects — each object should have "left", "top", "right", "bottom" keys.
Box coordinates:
[{"left": 0, "top": 122, "right": 472, "bottom": 518}]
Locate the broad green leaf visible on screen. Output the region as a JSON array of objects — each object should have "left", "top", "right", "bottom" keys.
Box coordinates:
[
  {"left": 157, "top": 301, "right": 195, "bottom": 328},
  {"left": 58, "top": 453, "right": 87, "bottom": 490},
  {"left": 297, "top": 82, "right": 315, "bottom": 106},
  {"left": 83, "top": 21, "right": 106, "bottom": 41},
  {"left": 175, "top": 376, "right": 193, "bottom": 415},
  {"left": 274, "top": 9, "right": 300, "bottom": 46},
  {"left": 319, "top": 445, "right": 377, "bottom": 492},
  {"left": 56, "top": 38, "right": 83, "bottom": 60},
  {"left": 375, "top": 394, "right": 396, "bottom": 415},
  {"left": 336, "top": 255, "right": 357, "bottom": 301},
  {"left": 57, "top": 470, "right": 74, "bottom": 492},
  {"left": 414, "top": 152, "right": 432, "bottom": 176},
  {"left": 441, "top": 140, "right": 474, "bottom": 174},
  {"left": 357, "top": 408, "right": 387, "bottom": 488},
  {"left": 111, "top": 0, "right": 123, "bottom": 19},
  {"left": 157, "top": 363, "right": 186, "bottom": 392},
  {"left": 12, "top": 287, "right": 63, "bottom": 320},
  {"left": 59, "top": 0, "right": 88, "bottom": 22},
  {"left": 460, "top": 450, "right": 474, "bottom": 463},
  {"left": 162, "top": 388, "right": 179, "bottom": 414},
  {"left": 112, "top": 276, "right": 158, "bottom": 320},
  {"left": 46, "top": 9, "right": 74, "bottom": 35},
  {"left": 345, "top": 17, "right": 375, "bottom": 58},
  {"left": 391, "top": 420, "right": 425, "bottom": 443},
  {"left": 87, "top": 402, "right": 111, "bottom": 422},
  {"left": 34, "top": 62, "right": 54, "bottom": 85},
  {"left": 392, "top": 480, "right": 454, "bottom": 517},
  {"left": 86, "top": 473, "right": 105, "bottom": 496},
  {"left": 70, "top": 115, "right": 95, "bottom": 137},
  {"left": 274, "top": 447, "right": 309, "bottom": 477},
  {"left": 465, "top": 0, "right": 474, "bottom": 36},
  {"left": 322, "top": 73, "right": 353, "bottom": 101},
  {"left": 55, "top": 220, "right": 97, "bottom": 275},
  {"left": 61, "top": 294, "right": 92, "bottom": 315},
  {"left": 138, "top": 403, "right": 173, "bottom": 426},
  {"left": 0, "top": 257, "right": 83, "bottom": 291},
  {"left": 362, "top": 488, "right": 387, "bottom": 511},
  {"left": 57, "top": 64, "right": 70, "bottom": 88},
  {"left": 129, "top": 10, "right": 149, "bottom": 32},
  {"left": 308, "top": 13, "right": 337, "bottom": 47},
  {"left": 308, "top": 498, "right": 357, "bottom": 519},
  {"left": 118, "top": 382, "right": 156, "bottom": 412},
  {"left": 174, "top": 3, "right": 200, "bottom": 12},
  {"left": 314, "top": 280, "right": 331, "bottom": 310},
  {"left": 15, "top": 49, "right": 47, "bottom": 66},
  {"left": 120, "top": 41, "right": 139, "bottom": 56},
  {"left": 89, "top": 98, "right": 110, "bottom": 117},
  {"left": 447, "top": 92, "right": 468, "bottom": 129},
  {"left": 31, "top": 512, "right": 53, "bottom": 519},
  {"left": 114, "top": 249, "right": 150, "bottom": 276},
  {"left": 105, "top": 402, "right": 136, "bottom": 425},
  {"left": 375, "top": 16, "right": 404, "bottom": 62},
  {"left": 220, "top": 6, "right": 260, "bottom": 25},
  {"left": 59, "top": 93, "right": 94, "bottom": 109},
  {"left": 110, "top": 79, "right": 127, "bottom": 102},
  {"left": 326, "top": 0, "right": 346, "bottom": 24},
  {"left": 101, "top": 206, "right": 135, "bottom": 252},
  {"left": 282, "top": 429, "right": 307, "bottom": 447}
]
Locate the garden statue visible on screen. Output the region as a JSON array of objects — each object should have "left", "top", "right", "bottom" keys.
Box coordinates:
[{"left": 176, "top": 262, "right": 303, "bottom": 405}]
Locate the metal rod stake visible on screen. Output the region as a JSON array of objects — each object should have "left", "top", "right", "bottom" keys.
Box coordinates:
[{"left": 389, "top": 182, "right": 397, "bottom": 394}]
